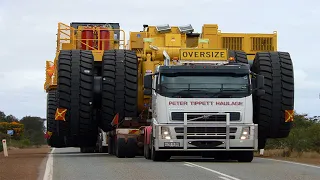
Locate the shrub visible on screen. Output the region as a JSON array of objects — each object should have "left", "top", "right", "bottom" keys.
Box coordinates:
[{"left": 265, "top": 113, "right": 320, "bottom": 156}]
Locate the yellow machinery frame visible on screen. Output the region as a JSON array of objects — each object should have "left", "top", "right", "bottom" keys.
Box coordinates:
[
  {"left": 44, "top": 23, "right": 277, "bottom": 93},
  {"left": 44, "top": 22, "right": 127, "bottom": 91}
]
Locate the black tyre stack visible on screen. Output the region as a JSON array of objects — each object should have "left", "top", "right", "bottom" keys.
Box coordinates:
[
  {"left": 46, "top": 49, "right": 140, "bottom": 149},
  {"left": 251, "top": 52, "right": 294, "bottom": 146},
  {"left": 228, "top": 50, "right": 249, "bottom": 64},
  {"left": 228, "top": 50, "right": 294, "bottom": 149},
  {"left": 100, "top": 50, "right": 138, "bottom": 132},
  {"left": 51, "top": 50, "right": 98, "bottom": 147},
  {"left": 46, "top": 89, "right": 66, "bottom": 147},
  {"left": 100, "top": 49, "right": 139, "bottom": 157}
]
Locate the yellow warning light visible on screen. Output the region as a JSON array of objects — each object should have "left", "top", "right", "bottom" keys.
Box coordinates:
[
  {"left": 172, "top": 57, "right": 179, "bottom": 60},
  {"left": 229, "top": 57, "right": 235, "bottom": 61}
]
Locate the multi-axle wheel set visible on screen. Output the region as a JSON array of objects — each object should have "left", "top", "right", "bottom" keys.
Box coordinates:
[{"left": 46, "top": 49, "right": 139, "bottom": 150}]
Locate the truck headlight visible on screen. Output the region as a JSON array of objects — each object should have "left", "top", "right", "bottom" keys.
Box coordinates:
[
  {"left": 161, "top": 127, "right": 171, "bottom": 139},
  {"left": 240, "top": 127, "right": 250, "bottom": 140}
]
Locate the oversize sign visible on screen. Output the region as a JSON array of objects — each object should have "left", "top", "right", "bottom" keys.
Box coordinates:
[{"left": 179, "top": 49, "right": 228, "bottom": 61}]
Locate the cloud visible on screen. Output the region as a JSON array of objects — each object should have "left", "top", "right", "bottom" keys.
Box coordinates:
[
  {"left": 0, "top": 70, "right": 46, "bottom": 119},
  {"left": 0, "top": 0, "right": 319, "bottom": 118}
]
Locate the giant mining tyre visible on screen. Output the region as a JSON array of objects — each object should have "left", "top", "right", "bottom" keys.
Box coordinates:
[
  {"left": 46, "top": 89, "right": 66, "bottom": 147},
  {"left": 228, "top": 50, "right": 249, "bottom": 64},
  {"left": 56, "top": 50, "right": 98, "bottom": 147},
  {"left": 251, "top": 52, "right": 294, "bottom": 145},
  {"left": 100, "top": 49, "right": 138, "bottom": 132}
]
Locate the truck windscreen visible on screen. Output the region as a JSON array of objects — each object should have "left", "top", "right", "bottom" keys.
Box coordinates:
[{"left": 158, "top": 73, "right": 250, "bottom": 98}]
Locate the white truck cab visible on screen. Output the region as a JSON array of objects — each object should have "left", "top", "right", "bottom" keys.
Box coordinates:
[{"left": 144, "top": 59, "right": 265, "bottom": 162}]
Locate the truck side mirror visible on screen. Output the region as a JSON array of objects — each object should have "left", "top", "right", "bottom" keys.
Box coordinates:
[
  {"left": 252, "top": 74, "right": 265, "bottom": 96},
  {"left": 144, "top": 74, "right": 153, "bottom": 95}
]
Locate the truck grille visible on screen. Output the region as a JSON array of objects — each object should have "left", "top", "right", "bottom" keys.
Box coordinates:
[
  {"left": 174, "top": 127, "right": 237, "bottom": 140},
  {"left": 171, "top": 112, "right": 240, "bottom": 121},
  {"left": 174, "top": 127, "right": 237, "bottom": 134},
  {"left": 176, "top": 135, "right": 236, "bottom": 139}
]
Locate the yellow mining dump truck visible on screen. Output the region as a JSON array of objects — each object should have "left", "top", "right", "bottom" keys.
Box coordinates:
[{"left": 44, "top": 23, "right": 294, "bottom": 162}]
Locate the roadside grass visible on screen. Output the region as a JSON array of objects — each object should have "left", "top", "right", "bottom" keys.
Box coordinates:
[
  {"left": 0, "top": 138, "right": 44, "bottom": 152},
  {"left": 3, "top": 138, "right": 32, "bottom": 149},
  {"left": 255, "top": 149, "right": 320, "bottom": 166}
]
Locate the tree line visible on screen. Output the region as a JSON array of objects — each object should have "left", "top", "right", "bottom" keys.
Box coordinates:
[
  {"left": 0, "top": 109, "right": 319, "bottom": 154},
  {"left": 0, "top": 111, "right": 46, "bottom": 151}
]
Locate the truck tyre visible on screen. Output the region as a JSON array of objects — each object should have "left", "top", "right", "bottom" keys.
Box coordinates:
[
  {"left": 214, "top": 152, "right": 230, "bottom": 161},
  {"left": 101, "top": 50, "right": 138, "bottom": 131},
  {"left": 144, "top": 143, "right": 151, "bottom": 159},
  {"left": 126, "top": 138, "right": 137, "bottom": 158},
  {"left": 108, "top": 136, "right": 114, "bottom": 155},
  {"left": 251, "top": 52, "right": 294, "bottom": 140},
  {"left": 46, "top": 89, "right": 66, "bottom": 147},
  {"left": 151, "top": 139, "right": 171, "bottom": 161},
  {"left": 236, "top": 151, "right": 254, "bottom": 162},
  {"left": 115, "top": 138, "right": 126, "bottom": 158},
  {"left": 228, "top": 50, "right": 248, "bottom": 64},
  {"left": 57, "top": 50, "right": 97, "bottom": 147}
]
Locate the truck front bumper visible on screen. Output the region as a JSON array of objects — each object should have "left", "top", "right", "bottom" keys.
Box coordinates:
[{"left": 153, "top": 114, "right": 258, "bottom": 151}]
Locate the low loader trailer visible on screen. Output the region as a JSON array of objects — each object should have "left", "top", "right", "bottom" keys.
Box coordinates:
[{"left": 44, "top": 23, "right": 294, "bottom": 162}]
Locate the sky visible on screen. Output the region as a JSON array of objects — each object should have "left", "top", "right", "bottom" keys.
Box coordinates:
[{"left": 0, "top": 0, "right": 319, "bottom": 119}]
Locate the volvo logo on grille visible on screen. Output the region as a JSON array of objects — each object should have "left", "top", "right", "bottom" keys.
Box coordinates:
[
  {"left": 188, "top": 114, "right": 214, "bottom": 121},
  {"left": 203, "top": 115, "right": 210, "bottom": 120}
]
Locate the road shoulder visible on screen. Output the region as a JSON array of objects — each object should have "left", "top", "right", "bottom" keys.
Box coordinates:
[
  {"left": 0, "top": 145, "right": 50, "bottom": 180},
  {"left": 257, "top": 156, "right": 320, "bottom": 167}
]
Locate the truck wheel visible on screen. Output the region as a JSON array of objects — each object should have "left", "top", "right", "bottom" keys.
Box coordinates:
[
  {"left": 108, "top": 136, "right": 114, "bottom": 155},
  {"left": 251, "top": 52, "right": 294, "bottom": 139},
  {"left": 115, "top": 138, "right": 126, "bottom": 158},
  {"left": 214, "top": 152, "right": 230, "bottom": 161},
  {"left": 228, "top": 50, "right": 248, "bottom": 64},
  {"left": 151, "top": 139, "right": 171, "bottom": 161},
  {"left": 57, "top": 50, "right": 97, "bottom": 147},
  {"left": 126, "top": 138, "right": 137, "bottom": 158},
  {"left": 100, "top": 50, "right": 138, "bottom": 131},
  {"left": 144, "top": 143, "right": 151, "bottom": 159},
  {"left": 102, "top": 146, "right": 108, "bottom": 153},
  {"left": 236, "top": 151, "right": 254, "bottom": 162},
  {"left": 46, "top": 89, "right": 66, "bottom": 147}
]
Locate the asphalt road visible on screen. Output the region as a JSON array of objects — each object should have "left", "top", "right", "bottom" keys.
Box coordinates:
[{"left": 48, "top": 148, "right": 320, "bottom": 180}]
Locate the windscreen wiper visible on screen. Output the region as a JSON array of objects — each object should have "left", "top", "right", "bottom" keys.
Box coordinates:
[
  {"left": 171, "top": 90, "right": 194, "bottom": 98},
  {"left": 210, "top": 89, "right": 246, "bottom": 97},
  {"left": 172, "top": 89, "right": 219, "bottom": 98}
]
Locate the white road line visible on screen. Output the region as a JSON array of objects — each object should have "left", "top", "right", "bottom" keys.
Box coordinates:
[
  {"left": 184, "top": 162, "right": 241, "bottom": 180},
  {"left": 43, "top": 148, "right": 55, "bottom": 180},
  {"left": 183, "top": 163, "right": 195, "bottom": 167},
  {"left": 257, "top": 157, "right": 320, "bottom": 169},
  {"left": 219, "top": 176, "right": 232, "bottom": 180}
]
